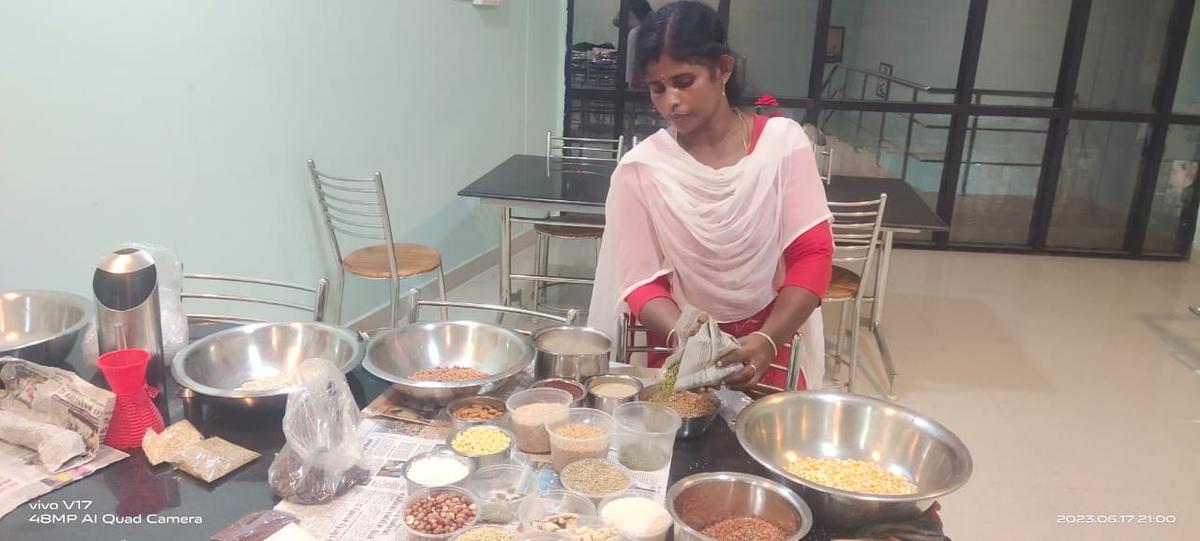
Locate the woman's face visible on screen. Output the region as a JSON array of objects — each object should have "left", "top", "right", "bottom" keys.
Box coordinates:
[{"left": 644, "top": 54, "right": 732, "bottom": 135}]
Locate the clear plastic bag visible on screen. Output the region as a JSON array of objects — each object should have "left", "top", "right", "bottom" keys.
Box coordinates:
[
  {"left": 268, "top": 358, "right": 369, "bottom": 504},
  {"left": 175, "top": 436, "right": 260, "bottom": 483},
  {"left": 81, "top": 242, "right": 188, "bottom": 364}
]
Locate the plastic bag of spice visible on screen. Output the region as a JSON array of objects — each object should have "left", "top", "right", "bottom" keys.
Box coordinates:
[
  {"left": 211, "top": 509, "right": 301, "bottom": 541},
  {"left": 268, "top": 358, "right": 369, "bottom": 504},
  {"left": 176, "top": 436, "right": 261, "bottom": 483}
]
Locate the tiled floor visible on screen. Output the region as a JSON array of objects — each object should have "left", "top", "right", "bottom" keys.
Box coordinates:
[{"left": 446, "top": 247, "right": 1200, "bottom": 540}]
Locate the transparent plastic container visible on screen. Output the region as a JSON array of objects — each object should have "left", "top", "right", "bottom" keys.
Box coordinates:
[
  {"left": 559, "top": 459, "right": 632, "bottom": 505},
  {"left": 546, "top": 408, "right": 615, "bottom": 472},
  {"left": 517, "top": 489, "right": 597, "bottom": 532},
  {"left": 506, "top": 388, "right": 573, "bottom": 454},
  {"left": 612, "top": 401, "right": 681, "bottom": 472},
  {"left": 598, "top": 489, "right": 672, "bottom": 541},
  {"left": 402, "top": 485, "right": 479, "bottom": 541},
  {"left": 466, "top": 464, "right": 540, "bottom": 524}
]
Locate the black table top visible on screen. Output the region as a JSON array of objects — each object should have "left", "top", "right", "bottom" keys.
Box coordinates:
[
  {"left": 459, "top": 154, "right": 949, "bottom": 232},
  {"left": 3, "top": 324, "right": 850, "bottom": 541}
]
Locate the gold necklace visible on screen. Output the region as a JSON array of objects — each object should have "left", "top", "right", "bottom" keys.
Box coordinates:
[{"left": 735, "top": 108, "right": 750, "bottom": 152}]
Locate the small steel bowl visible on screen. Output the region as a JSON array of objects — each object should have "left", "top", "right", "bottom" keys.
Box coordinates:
[
  {"left": 446, "top": 424, "right": 515, "bottom": 469},
  {"left": 586, "top": 374, "right": 643, "bottom": 415},
  {"left": 446, "top": 395, "right": 508, "bottom": 431},
  {"left": 401, "top": 448, "right": 474, "bottom": 495},
  {"left": 666, "top": 472, "right": 812, "bottom": 541},
  {"left": 638, "top": 385, "right": 719, "bottom": 439},
  {"left": 0, "top": 290, "right": 92, "bottom": 365},
  {"left": 735, "top": 391, "right": 973, "bottom": 528},
  {"left": 170, "top": 321, "right": 363, "bottom": 409},
  {"left": 532, "top": 377, "right": 587, "bottom": 406},
  {"left": 364, "top": 321, "right": 535, "bottom": 408}
]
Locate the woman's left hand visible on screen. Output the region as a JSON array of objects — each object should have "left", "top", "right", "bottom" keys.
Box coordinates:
[{"left": 716, "top": 334, "right": 776, "bottom": 390}]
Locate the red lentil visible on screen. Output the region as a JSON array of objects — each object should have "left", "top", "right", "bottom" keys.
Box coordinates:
[{"left": 700, "top": 516, "right": 791, "bottom": 541}]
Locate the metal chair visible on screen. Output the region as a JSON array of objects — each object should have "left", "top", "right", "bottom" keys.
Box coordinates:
[
  {"left": 513, "top": 133, "right": 626, "bottom": 313},
  {"left": 802, "top": 122, "right": 834, "bottom": 185},
  {"left": 308, "top": 159, "right": 447, "bottom": 328},
  {"left": 824, "top": 195, "right": 888, "bottom": 392},
  {"left": 406, "top": 288, "right": 580, "bottom": 335},
  {"left": 182, "top": 273, "right": 329, "bottom": 324}
]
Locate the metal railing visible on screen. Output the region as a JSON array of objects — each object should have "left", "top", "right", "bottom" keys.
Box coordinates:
[{"left": 822, "top": 65, "right": 1058, "bottom": 194}]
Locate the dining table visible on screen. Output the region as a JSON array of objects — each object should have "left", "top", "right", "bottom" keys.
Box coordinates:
[
  {"left": 459, "top": 154, "right": 950, "bottom": 399},
  {"left": 0, "top": 322, "right": 861, "bottom": 541}
]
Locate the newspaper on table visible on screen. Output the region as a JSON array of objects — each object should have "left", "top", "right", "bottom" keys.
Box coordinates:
[
  {"left": 277, "top": 397, "right": 674, "bottom": 540},
  {"left": 0, "top": 429, "right": 128, "bottom": 519},
  {"left": 0, "top": 357, "right": 128, "bottom": 519},
  {"left": 0, "top": 358, "right": 116, "bottom": 466}
]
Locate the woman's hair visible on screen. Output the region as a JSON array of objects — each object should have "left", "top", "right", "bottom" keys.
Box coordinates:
[{"left": 634, "top": 1, "right": 740, "bottom": 104}]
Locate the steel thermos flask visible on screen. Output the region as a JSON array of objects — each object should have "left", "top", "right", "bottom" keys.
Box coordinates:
[{"left": 93, "top": 247, "right": 168, "bottom": 415}]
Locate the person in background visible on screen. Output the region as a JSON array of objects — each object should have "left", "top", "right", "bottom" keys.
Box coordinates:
[
  {"left": 616, "top": 0, "right": 654, "bottom": 85},
  {"left": 588, "top": 1, "right": 834, "bottom": 391}
]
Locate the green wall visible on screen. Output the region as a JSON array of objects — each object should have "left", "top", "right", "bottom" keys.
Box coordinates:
[{"left": 0, "top": 0, "right": 566, "bottom": 320}]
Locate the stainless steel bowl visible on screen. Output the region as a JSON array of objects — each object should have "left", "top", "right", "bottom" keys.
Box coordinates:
[
  {"left": 638, "top": 385, "right": 719, "bottom": 439},
  {"left": 446, "top": 395, "right": 509, "bottom": 431},
  {"left": 586, "top": 374, "right": 643, "bottom": 415},
  {"left": 735, "top": 391, "right": 973, "bottom": 528},
  {"left": 531, "top": 377, "right": 587, "bottom": 407},
  {"left": 364, "top": 321, "right": 535, "bottom": 407},
  {"left": 533, "top": 326, "right": 611, "bottom": 381},
  {"left": 401, "top": 447, "right": 475, "bottom": 495},
  {"left": 667, "top": 472, "right": 812, "bottom": 541},
  {"left": 446, "top": 425, "right": 515, "bottom": 468},
  {"left": 170, "top": 321, "right": 363, "bottom": 407},
  {"left": 0, "top": 290, "right": 92, "bottom": 365}
]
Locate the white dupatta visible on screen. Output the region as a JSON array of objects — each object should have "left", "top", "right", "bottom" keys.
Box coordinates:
[{"left": 587, "top": 117, "right": 833, "bottom": 387}]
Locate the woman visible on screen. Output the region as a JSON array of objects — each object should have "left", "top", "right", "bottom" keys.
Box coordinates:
[{"left": 588, "top": 1, "right": 834, "bottom": 391}]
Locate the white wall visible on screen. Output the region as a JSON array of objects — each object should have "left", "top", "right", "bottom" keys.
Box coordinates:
[{"left": 0, "top": 0, "right": 565, "bottom": 321}]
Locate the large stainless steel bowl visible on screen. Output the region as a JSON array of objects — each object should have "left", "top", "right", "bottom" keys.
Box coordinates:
[
  {"left": 735, "top": 391, "right": 972, "bottom": 529},
  {"left": 363, "top": 321, "right": 535, "bottom": 407},
  {"left": 0, "top": 290, "right": 92, "bottom": 364},
  {"left": 171, "top": 321, "right": 363, "bottom": 407},
  {"left": 667, "top": 472, "right": 812, "bottom": 541}
]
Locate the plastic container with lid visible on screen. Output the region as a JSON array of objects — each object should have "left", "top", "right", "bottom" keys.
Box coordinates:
[
  {"left": 506, "top": 388, "right": 573, "bottom": 454},
  {"left": 612, "top": 401, "right": 681, "bottom": 472},
  {"left": 465, "top": 464, "right": 539, "bottom": 523},
  {"left": 517, "top": 489, "right": 597, "bottom": 532},
  {"left": 598, "top": 488, "right": 672, "bottom": 541},
  {"left": 546, "top": 408, "right": 615, "bottom": 472}
]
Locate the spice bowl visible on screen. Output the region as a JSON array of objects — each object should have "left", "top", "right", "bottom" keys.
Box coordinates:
[
  {"left": 613, "top": 401, "right": 681, "bottom": 472},
  {"left": 465, "top": 464, "right": 540, "bottom": 524},
  {"left": 546, "top": 408, "right": 616, "bottom": 472},
  {"left": 559, "top": 459, "right": 633, "bottom": 505},
  {"left": 586, "top": 375, "right": 643, "bottom": 415},
  {"left": 517, "top": 489, "right": 598, "bottom": 532},
  {"left": 447, "top": 425, "right": 515, "bottom": 468},
  {"left": 665, "top": 472, "right": 811, "bottom": 541},
  {"left": 447, "top": 395, "right": 508, "bottom": 431},
  {"left": 402, "top": 485, "right": 480, "bottom": 541},
  {"left": 638, "top": 385, "right": 719, "bottom": 439},
  {"left": 506, "top": 388, "right": 573, "bottom": 454},
  {"left": 598, "top": 488, "right": 673, "bottom": 541},
  {"left": 531, "top": 378, "right": 587, "bottom": 407},
  {"left": 402, "top": 448, "right": 475, "bottom": 495}
]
